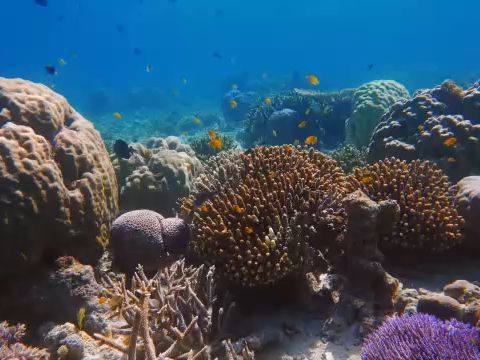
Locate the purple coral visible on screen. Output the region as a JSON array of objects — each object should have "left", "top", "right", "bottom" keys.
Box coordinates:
[
  {"left": 361, "top": 314, "right": 480, "bottom": 360},
  {"left": 0, "top": 321, "right": 49, "bottom": 359},
  {"left": 161, "top": 217, "right": 190, "bottom": 255}
]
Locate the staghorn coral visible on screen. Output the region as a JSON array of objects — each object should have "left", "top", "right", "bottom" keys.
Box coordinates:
[
  {"left": 368, "top": 80, "right": 480, "bottom": 182},
  {"left": 181, "top": 146, "right": 351, "bottom": 288},
  {"left": 328, "top": 144, "right": 367, "bottom": 173},
  {"left": 0, "top": 77, "right": 118, "bottom": 278},
  {"left": 345, "top": 80, "right": 409, "bottom": 147},
  {"left": 361, "top": 314, "right": 480, "bottom": 360},
  {"left": 350, "top": 158, "right": 464, "bottom": 252},
  {"left": 189, "top": 133, "right": 238, "bottom": 162},
  {"left": 0, "top": 321, "right": 49, "bottom": 359}
]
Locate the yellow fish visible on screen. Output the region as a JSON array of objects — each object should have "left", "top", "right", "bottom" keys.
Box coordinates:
[
  {"left": 209, "top": 138, "right": 223, "bottom": 150},
  {"left": 113, "top": 112, "right": 122, "bottom": 120},
  {"left": 58, "top": 58, "right": 67, "bottom": 66},
  {"left": 264, "top": 97, "right": 272, "bottom": 105},
  {"left": 293, "top": 139, "right": 300, "bottom": 146},
  {"left": 447, "top": 157, "right": 456, "bottom": 163},
  {"left": 298, "top": 120, "right": 306, "bottom": 129},
  {"left": 77, "top": 308, "right": 86, "bottom": 330},
  {"left": 244, "top": 226, "right": 254, "bottom": 235},
  {"left": 232, "top": 84, "right": 239, "bottom": 90},
  {"left": 229, "top": 99, "right": 238, "bottom": 109},
  {"left": 305, "top": 108, "right": 311, "bottom": 115},
  {"left": 208, "top": 129, "right": 217, "bottom": 139},
  {"left": 304, "top": 135, "right": 318, "bottom": 145},
  {"left": 305, "top": 75, "right": 320, "bottom": 86},
  {"left": 418, "top": 125, "right": 424, "bottom": 131},
  {"left": 145, "top": 64, "right": 153, "bottom": 72},
  {"left": 272, "top": 129, "right": 277, "bottom": 137},
  {"left": 361, "top": 176, "right": 374, "bottom": 185},
  {"left": 443, "top": 137, "right": 457, "bottom": 147},
  {"left": 192, "top": 117, "right": 202, "bottom": 125},
  {"left": 186, "top": 163, "right": 193, "bottom": 173}
]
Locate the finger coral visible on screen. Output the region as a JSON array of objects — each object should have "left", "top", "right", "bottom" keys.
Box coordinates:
[
  {"left": 181, "top": 146, "right": 351, "bottom": 288},
  {"left": 0, "top": 77, "right": 118, "bottom": 278},
  {"left": 350, "top": 158, "right": 464, "bottom": 252},
  {"left": 361, "top": 314, "right": 480, "bottom": 360}
]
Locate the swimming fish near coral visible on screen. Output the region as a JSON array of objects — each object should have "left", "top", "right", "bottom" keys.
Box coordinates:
[
  {"left": 264, "top": 97, "right": 272, "bottom": 105},
  {"left": 305, "top": 75, "right": 320, "bottom": 86},
  {"left": 208, "top": 129, "right": 217, "bottom": 139},
  {"left": 34, "top": 0, "right": 48, "bottom": 7},
  {"left": 293, "top": 139, "right": 300, "bottom": 146},
  {"left": 145, "top": 64, "right": 153, "bottom": 73},
  {"left": 443, "top": 137, "right": 457, "bottom": 147},
  {"left": 200, "top": 204, "right": 209, "bottom": 212},
  {"left": 45, "top": 65, "right": 57, "bottom": 75},
  {"left": 272, "top": 130, "right": 278, "bottom": 137},
  {"left": 209, "top": 138, "right": 223, "bottom": 150},
  {"left": 113, "top": 139, "right": 132, "bottom": 159},
  {"left": 233, "top": 205, "right": 244, "bottom": 214},
  {"left": 305, "top": 108, "right": 311, "bottom": 115},
  {"left": 58, "top": 58, "right": 67, "bottom": 66},
  {"left": 418, "top": 125, "right": 424, "bottom": 131},
  {"left": 192, "top": 116, "right": 202, "bottom": 125},
  {"left": 113, "top": 112, "right": 123, "bottom": 120},
  {"left": 298, "top": 120, "right": 306, "bottom": 129},
  {"left": 304, "top": 135, "right": 318, "bottom": 145},
  {"left": 447, "top": 157, "right": 456, "bottom": 163},
  {"left": 231, "top": 84, "right": 239, "bottom": 90},
  {"left": 229, "top": 99, "right": 238, "bottom": 109},
  {"left": 77, "top": 307, "right": 86, "bottom": 330},
  {"left": 244, "top": 226, "right": 254, "bottom": 235}
]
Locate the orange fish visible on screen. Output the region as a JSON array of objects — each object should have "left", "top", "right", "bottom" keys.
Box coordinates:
[
  {"left": 447, "top": 157, "right": 456, "bottom": 163},
  {"left": 443, "top": 137, "right": 457, "bottom": 147},
  {"left": 298, "top": 120, "right": 306, "bottom": 129},
  {"left": 200, "top": 204, "right": 209, "bottom": 212},
  {"left": 233, "top": 205, "right": 244, "bottom": 214},
  {"left": 361, "top": 176, "right": 374, "bottom": 185},
  {"left": 209, "top": 138, "right": 223, "bottom": 150},
  {"left": 304, "top": 135, "right": 318, "bottom": 145},
  {"left": 98, "top": 296, "right": 108, "bottom": 305},
  {"left": 229, "top": 99, "right": 238, "bottom": 109},
  {"left": 305, "top": 75, "right": 320, "bottom": 86},
  {"left": 244, "top": 226, "right": 254, "bottom": 235},
  {"left": 208, "top": 129, "right": 217, "bottom": 139}
]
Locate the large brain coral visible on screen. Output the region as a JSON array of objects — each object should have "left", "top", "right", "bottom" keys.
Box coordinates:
[
  {"left": 181, "top": 146, "right": 350, "bottom": 288},
  {"left": 368, "top": 80, "right": 480, "bottom": 182},
  {"left": 0, "top": 78, "right": 118, "bottom": 277},
  {"left": 350, "top": 158, "right": 464, "bottom": 252},
  {"left": 345, "top": 80, "right": 409, "bottom": 147}
]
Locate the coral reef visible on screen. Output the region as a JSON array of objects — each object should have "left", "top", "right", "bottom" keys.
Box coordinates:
[
  {"left": 110, "top": 210, "right": 190, "bottom": 271},
  {"left": 181, "top": 146, "right": 351, "bottom": 288},
  {"left": 328, "top": 144, "right": 367, "bottom": 173},
  {"left": 222, "top": 90, "right": 258, "bottom": 123},
  {"left": 368, "top": 80, "right": 480, "bottom": 182},
  {"left": 345, "top": 80, "right": 409, "bottom": 147},
  {"left": 113, "top": 136, "right": 203, "bottom": 216},
  {"left": 350, "top": 158, "right": 464, "bottom": 252},
  {"left": 189, "top": 132, "right": 239, "bottom": 162},
  {"left": 0, "top": 321, "right": 49, "bottom": 359},
  {"left": 455, "top": 176, "right": 480, "bottom": 248},
  {"left": 243, "top": 88, "right": 354, "bottom": 148},
  {"left": 361, "top": 314, "right": 480, "bottom": 360},
  {"left": 0, "top": 77, "right": 118, "bottom": 278}
]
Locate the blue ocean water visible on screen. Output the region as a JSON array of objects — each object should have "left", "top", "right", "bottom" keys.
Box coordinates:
[{"left": 2, "top": 0, "right": 479, "bottom": 119}]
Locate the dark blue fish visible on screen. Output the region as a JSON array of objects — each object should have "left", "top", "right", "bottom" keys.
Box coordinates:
[
  {"left": 113, "top": 140, "right": 133, "bottom": 160},
  {"left": 133, "top": 48, "right": 142, "bottom": 55},
  {"left": 116, "top": 25, "right": 126, "bottom": 33},
  {"left": 35, "top": 0, "right": 48, "bottom": 7},
  {"left": 214, "top": 9, "right": 224, "bottom": 17},
  {"left": 45, "top": 65, "right": 57, "bottom": 75},
  {"left": 368, "top": 64, "right": 374, "bottom": 70},
  {"left": 213, "top": 52, "right": 222, "bottom": 59},
  {"left": 57, "top": 15, "right": 65, "bottom": 22}
]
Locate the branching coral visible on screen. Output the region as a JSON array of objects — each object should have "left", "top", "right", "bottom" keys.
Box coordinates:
[
  {"left": 181, "top": 146, "right": 351, "bottom": 288},
  {"left": 328, "top": 144, "right": 367, "bottom": 173},
  {"left": 0, "top": 321, "right": 49, "bottom": 359},
  {"left": 350, "top": 158, "right": 464, "bottom": 252},
  {"left": 189, "top": 133, "right": 238, "bottom": 162}
]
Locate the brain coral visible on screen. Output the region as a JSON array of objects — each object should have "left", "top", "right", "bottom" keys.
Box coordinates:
[
  {"left": 345, "top": 80, "right": 409, "bottom": 147},
  {"left": 368, "top": 80, "right": 480, "bottom": 182},
  {"left": 181, "top": 146, "right": 350, "bottom": 288},
  {"left": 350, "top": 158, "right": 464, "bottom": 252},
  {"left": 361, "top": 314, "right": 480, "bottom": 360},
  {"left": 0, "top": 78, "right": 118, "bottom": 277}
]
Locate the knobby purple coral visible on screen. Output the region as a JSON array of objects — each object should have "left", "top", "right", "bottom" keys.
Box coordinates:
[{"left": 361, "top": 314, "right": 480, "bottom": 360}]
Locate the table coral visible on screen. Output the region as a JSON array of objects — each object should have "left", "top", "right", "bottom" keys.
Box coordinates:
[
  {"left": 368, "top": 80, "right": 480, "bottom": 182},
  {"left": 345, "top": 80, "right": 409, "bottom": 147},
  {"left": 0, "top": 77, "right": 118, "bottom": 278},
  {"left": 181, "top": 146, "right": 351, "bottom": 288},
  {"left": 350, "top": 158, "right": 464, "bottom": 252}
]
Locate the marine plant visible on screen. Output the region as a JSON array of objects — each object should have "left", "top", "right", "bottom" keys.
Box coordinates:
[
  {"left": 189, "top": 132, "right": 238, "bottom": 162},
  {"left": 350, "top": 158, "right": 464, "bottom": 252},
  {"left": 180, "top": 146, "right": 351, "bottom": 288},
  {"left": 0, "top": 321, "right": 49, "bottom": 359},
  {"left": 361, "top": 314, "right": 480, "bottom": 360}
]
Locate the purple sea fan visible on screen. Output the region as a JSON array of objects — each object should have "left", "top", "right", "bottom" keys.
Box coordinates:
[{"left": 361, "top": 314, "right": 480, "bottom": 360}]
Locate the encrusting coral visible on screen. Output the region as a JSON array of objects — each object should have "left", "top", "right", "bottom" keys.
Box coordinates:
[
  {"left": 350, "top": 158, "right": 464, "bottom": 252},
  {"left": 345, "top": 80, "right": 409, "bottom": 148},
  {"left": 368, "top": 80, "right": 480, "bottom": 182},
  {"left": 455, "top": 176, "right": 480, "bottom": 248},
  {"left": 0, "top": 321, "right": 49, "bottom": 359},
  {"left": 0, "top": 77, "right": 118, "bottom": 278},
  {"left": 181, "top": 146, "right": 351, "bottom": 288}
]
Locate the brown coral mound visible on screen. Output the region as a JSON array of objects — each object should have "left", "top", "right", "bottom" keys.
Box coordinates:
[
  {"left": 0, "top": 78, "right": 118, "bottom": 277},
  {"left": 181, "top": 146, "right": 351, "bottom": 288},
  {"left": 350, "top": 158, "right": 464, "bottom": 252}
]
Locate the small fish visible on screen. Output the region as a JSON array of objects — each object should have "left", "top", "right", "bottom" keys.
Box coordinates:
[
  {"left": 209, "top": 138, "right": 223, "bottom": 150},
  {"left": 172, "top": 89, "right": 179, "bottom": 97},
  {"left": 229, "top": 99, "right": 238, "bottom": 109},
  {"left": 272, "top": 130, "right": 277, "bottom": 137},
  {"left": 71, "top": 51, "right": 78, "bottom": 58},
  {"left": 231, "top": 84, "right": 239, "bottom": 90},
  {"left": 305, "top": 75, "right": 320, "bottom": 86},
  {"left": 447, "top": 157, "right": 456, "bottom": 163},
  {"left": 214, "top": 9, "right": 224, "bottom": 17},
  {"left": 45, "top": 65, "right": 57, "bottom": 75},
  {"left": 213, "top": 52, "right": 222, "bottom": 59},
  {"left": 116, "top": 25, "right": 126, "bottom": 33},
  {"left": 181, "top": 131, "right": 189, "bottom": 136},
  {"left": 34, "top": 0, "right": 48, "bottom": 7},
  {"left": 368, "top": 64, "right": 374, "bottom": 70},
  {"left": 182, "top": 77, "right": 188, "bottom": 84},
  {"left": 233, "top": 205, "right": 244, "bottom": 214},
  {"left": 298, "top": 120, "right": 306, "bottom": 129},
  {"left": 361, "top": 176, "right": 374, "bottom": 185},
  {"left": 122, "top": 335, "right": 130, "bottom": 346},
  {"left": 443, "top": 137, "right": 457, "bottom": 147},
  {"left": 145, "top": 64, "right": 153, "bottom": 73},
  {"left": 208, "top": 129, "right": 217, "bottom": 139},
  {"left": 58, "top": 58, "right": 67, "bottom": 66},
  {"left": 264, "top": 97, "right": 272, "bottom": 105},
  {"left": 293, "top": 139, "right": 300, "bottom": 146},
  {"left": 262, "top": 72, "right": 268, "bottom": 80},
  {"left": 418, "top": 125, "right": 424, "bottom": 131},
  {"left": 133, "top": 48, "right": 142, "bottom": 55},
  {"left": 186, "top": 163, "right": 193, "bottom": 173},
  {"left": 56, "top": 15, "right": 65, "bottom": 22},
  {"left": 113, "top": 139, "right": 132, "bottom": 159},
  {"left": 113, "top": 112, "right": 123, "bottom": 120},
  {"left": 98, "top": 296, "right": 108, "bottom": 305},
  {"left": 109, "top": 295, "right": 122, "bottom": 310},
  {"left": 304, "top": 135, "right": 318, "bottom": 145},
  {"left": 200, "top": 204, "right": 209, "bottom": 213},
  {"left": 49, "top": 84, "right": 55, "bottom": 89},
  {"left": 244, "top": 226, "right": 254, "bottom": 235},
  {"left": 77, "top": 307, "right": 86, "bottom": 330},
  {"left": 192, "top": 117, "right": 202, "bottom": 125},
  {"left": 305, "top": 108, "right": 311, "bottom": 115}
]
